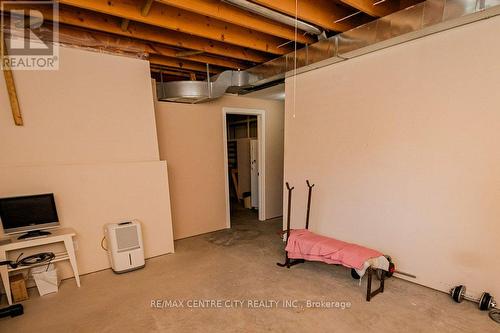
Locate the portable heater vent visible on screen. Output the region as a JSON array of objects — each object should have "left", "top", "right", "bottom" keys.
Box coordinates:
[{"left": 104, "top": 220, "right": 145, "bottom": 273}]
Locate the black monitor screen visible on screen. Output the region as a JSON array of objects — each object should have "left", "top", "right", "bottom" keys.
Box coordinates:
[{"left": 0, "top": 194, "right": 59, "bottom": 231}]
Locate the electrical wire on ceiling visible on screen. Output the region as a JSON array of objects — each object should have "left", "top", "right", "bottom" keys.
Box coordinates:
[{"left": 334, "top": 11, "right": 361, "bottom": 23}]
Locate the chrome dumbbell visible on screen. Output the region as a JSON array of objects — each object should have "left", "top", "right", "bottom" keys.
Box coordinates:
[{"left": 450, "top": 285, "right": 497, "bottom": 311}]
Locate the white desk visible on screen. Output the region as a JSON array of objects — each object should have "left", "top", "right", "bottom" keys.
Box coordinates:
[{"left": 0, "top": 228, "right": 81, "bottom": 305}]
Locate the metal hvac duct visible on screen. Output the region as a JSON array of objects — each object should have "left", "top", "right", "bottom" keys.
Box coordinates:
[
  {"left": 157, "top": 0, "right": 500, "bottom": 103},
  {"left": 156, "top": 70, "right": 253, "bottom": 103}
]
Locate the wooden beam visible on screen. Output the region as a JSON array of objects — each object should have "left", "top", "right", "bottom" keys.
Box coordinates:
[
  {"left": 149, "top": 54, "right": 221, "bottom": 73},
  {"left": 151, "top": 43, "right": 247, "bottom": 69},
  {"left": 150, "top": 64, "right": 207, "bottom": 80},
  {"left": 338, "top": 0, "right": 400, "bottom": 17},
  {"left": 3, "top": 16, "right": 227, "bottom": 73},
  {"left": 175, "top": 50, "right": 204, "bottom": 57},
  {"left": 156, "top": 0, "right": 314, "bottom": 44},
  {"left": 251, "top": 0, "right": 371, "bottom": 32},
  {"left": 1, "top": 5, "right": 252, "bottom": 69},
  {"left": 150, "top": 67, "right": 194, "bottom": 78},
  {"left": 66, "top": 24, "right": 247, "bottom": 69},
  {"left": 57, "top": 24, "right": 227, "bottom": 72},
  {"left": 120, "top": 18, "right": 130, "bottom": 31},
  {"left": 151, "top": 69, "right": 198, "bottom": 82},
  {"left": 154, "top": 74, "right": 190, "bottom": 82},
  {"left": 18, "top": 4, "right": 271, "bottom": 63},
  {"left": 150, "top": 66, "right": 207, "bottom": 79},
  {"left": 2, "top": 39, "right": 23, "bottom": 126},
  {"left": 141, "top": 0, "right": 154, "bottom": 16},
  {"left": 59, "top": 0, "right": 293, "bottom": 54}
]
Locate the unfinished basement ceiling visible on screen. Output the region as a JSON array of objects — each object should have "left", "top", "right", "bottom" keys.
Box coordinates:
[
  {"left": 1, "top": 0, "right": 424, "bottom": 81},
  {"left": 156, "top": 0, "right": 500, "bottom": 103}
]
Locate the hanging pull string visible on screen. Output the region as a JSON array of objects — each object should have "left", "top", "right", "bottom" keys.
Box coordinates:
[{"left": 292, "top": 0, "right": 298, "bottom": 119}]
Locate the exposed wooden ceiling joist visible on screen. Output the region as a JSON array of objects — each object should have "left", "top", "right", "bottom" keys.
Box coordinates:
[
  {"left": 150, "top": 66, "right": 208, "bottom": 80},
  {"left": 141, "top": 0, "right": 154, "bottom": 16},
  {"left": 120, "top": 18, "right": 130, "bottom": 31},
  {"left": 175, "top": 50, "right": 204, "bottom": 57},
  {"left": 151, "top": 44, "right": 248, "bottom": 69},
  {"left": 149, "top": 54, "right": 222, "bottom": 73},
  {"left": 150, "top": 67, "right": 196, "bottom": 78},
  {"left": 155, "top": 0, "right": 314, "bottom": 44},
  {"left": 250, "top": 0, "right": 371, "bottom": 32},
  {"left": 12, "top": 4, "right": 271, "bottom": 63},
  {"left": 1, "top": 4, "right": 249, "bottom": 70},
  {"left": 153, "top": 74, "right": 191, "bottom": 82},
  {"left": 5, "top": 19, "right": 224, "bottom": 75},
  {"left": 58, "top": 0, "right": 294, "bottom": 54},
  {"left": 55, "top": 25, "right": 228, "bottom": 72},
  {"left": 2, "top": 0, "right": 420, "bottom": 82},
  {"left": 338, "top": 0, "right": 400, "bottom": 17}
]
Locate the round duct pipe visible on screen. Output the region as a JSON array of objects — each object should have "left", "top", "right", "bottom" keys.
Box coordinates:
[{"left": 157, "top": 70, "right": 253, "bottom": 103}]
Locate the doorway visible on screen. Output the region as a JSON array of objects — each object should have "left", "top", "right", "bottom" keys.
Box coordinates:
[{"left": 222, "top": 108, "right": 266, "bottom": 228}]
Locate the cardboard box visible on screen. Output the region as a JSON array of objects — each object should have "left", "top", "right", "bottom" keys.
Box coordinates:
[{"left": 10, "top": 273, "right": 29, "bottom": 302}]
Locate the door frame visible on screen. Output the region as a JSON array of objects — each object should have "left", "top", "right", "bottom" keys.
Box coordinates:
[{"left": 222, "top": 107, "right": 266, "bottom": 227}]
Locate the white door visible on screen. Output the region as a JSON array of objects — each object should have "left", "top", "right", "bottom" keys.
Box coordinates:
[{"left": 250, "top": 139, "right": 259, "bottom": 208}]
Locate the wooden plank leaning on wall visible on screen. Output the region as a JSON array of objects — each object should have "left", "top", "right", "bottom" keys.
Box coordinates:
[{"left": 2, "top": 37, "right": 23, "bottom": 126}]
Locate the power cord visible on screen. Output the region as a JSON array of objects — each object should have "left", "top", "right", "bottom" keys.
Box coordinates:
[
  {"left": 100, "top": 237, "right": 108, "bottom": 251},
  {"left": 0, "top": 252, "right": 55, "bottom": 269}
]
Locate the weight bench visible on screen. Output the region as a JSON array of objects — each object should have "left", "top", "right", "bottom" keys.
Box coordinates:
[{"left": 277, "top": 181, "right": 391, "bottom": 302}]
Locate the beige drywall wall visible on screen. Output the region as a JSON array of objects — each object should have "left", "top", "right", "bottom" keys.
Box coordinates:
[
  {"left": 0, "top": 47, "right": 160, "bottom": 166},
  {"left": 155, "top": 95, "right": 284, "bottom": 239},
  {"left": 283, "top": 16, "right": 500, "bottom": 299},
  {"left": 0, "top": 47, "right": 174, "bottom": 281}
]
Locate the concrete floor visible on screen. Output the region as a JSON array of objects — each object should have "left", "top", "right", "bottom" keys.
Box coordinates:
[{"left": 0, "top": 206, "right": 497, "bottom": 332}]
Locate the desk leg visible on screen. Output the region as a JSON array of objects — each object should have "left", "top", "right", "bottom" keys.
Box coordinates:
[
  {"left": 63, "top": 238, "right": 81, "bottom": 287},
  {"left": 0, "top": 250, "right": 12, "bottom": 305}
]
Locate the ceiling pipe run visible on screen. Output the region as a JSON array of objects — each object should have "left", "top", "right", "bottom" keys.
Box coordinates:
[
  {"left": 222, "top": 0, "right": 323, "bottom": 36},
  {"left": 157, "top": 0, "right": 500, "bottom": 103}
]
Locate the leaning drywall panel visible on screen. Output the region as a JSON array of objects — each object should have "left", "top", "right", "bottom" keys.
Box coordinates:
[
  {"left": 0, "top": 46, "right": 159, "bottom": 166},
  {"left": 0, "top": 161, "right": 174, "bottom": 279}
]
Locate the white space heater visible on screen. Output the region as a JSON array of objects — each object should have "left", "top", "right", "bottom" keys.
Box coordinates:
[{"left": 104, "top": 220, "right": 145, "bottom": 273}]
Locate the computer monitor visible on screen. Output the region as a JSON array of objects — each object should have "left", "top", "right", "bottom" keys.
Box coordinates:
[{"left": 0, "top": 193, "right": 60, "bottom": 239}]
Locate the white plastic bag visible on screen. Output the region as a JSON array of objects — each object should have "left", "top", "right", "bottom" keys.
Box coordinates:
[{"left": 31, "top": 264, "right": 60, "bottom": 296}]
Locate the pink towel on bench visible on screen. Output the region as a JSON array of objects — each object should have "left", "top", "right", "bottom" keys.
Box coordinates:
[{"left": 285, "top": 229, "right": 383, "bottom": 270}]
